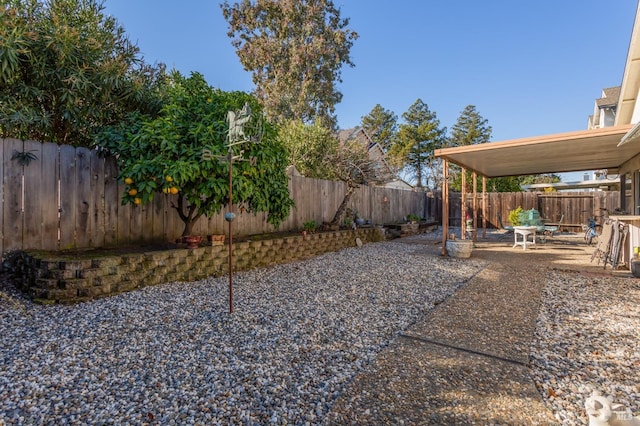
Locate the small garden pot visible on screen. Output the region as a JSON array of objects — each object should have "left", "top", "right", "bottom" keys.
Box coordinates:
[
  {"left": 207, "top": 234, "right": 225, "bottom": 246},
  {"left": 182, "top": 235, "right": 202, "bottom": 249},
  {"left": 446, "top": 239, "right": 473, "bottom": 258}
]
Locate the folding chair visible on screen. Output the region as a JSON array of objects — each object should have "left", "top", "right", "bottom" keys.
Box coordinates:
[
  {"left": 497, "top": 212, "right": 514, "bottom": 239},
  {"left": 591, "top": 220, "right": 614, "bottom": 268},
  {"left": 544, "top": 214, "right": 564, "bottom": 236}
]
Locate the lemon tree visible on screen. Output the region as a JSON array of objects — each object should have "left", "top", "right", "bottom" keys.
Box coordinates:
[{"left": 96, "top": 71, "right": 293, "bottom": 237}]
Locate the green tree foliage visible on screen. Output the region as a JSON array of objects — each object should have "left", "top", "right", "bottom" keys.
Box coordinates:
[
  {"left": 95, "top": 72, "right": 293, "bottom": 237},
  {"left": 388, "top": 99, "right": 446, "bottom": 188},
  {"left": 277, "top": 119, "right": 335, "bottom": 179},
  {"left": 447, "top": 105, "right": 561, "bottom": 192},
  {"left": 360, "top": 104, "right": 398, "bottom": 152},
  {"left": 520, "top": 174, "right": 561, "bottom": 186},
  {"left": 448, "top": 105, "right": 492, "bottom": 191},
  {"left": 220, "top": 0, "right": 358, "bottom": 128},
  {"left": 485, "top": 176, "right": 525, "bottom": 192},
  {"left": 0, "top": 0, "right": 165, "bottom": 146},
  {"left": 326, "top": 135, "right": 391, "bottom": 225},
  {"left": 279, "top": 120, "right": 391, "bottom": 225},
  {"left": 449, "top": 105, "right": 492, "bottom": 146}
]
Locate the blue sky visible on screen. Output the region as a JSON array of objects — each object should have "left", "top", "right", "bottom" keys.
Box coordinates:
[{"left": 103, "top": 1, "right": 637, "bottom": 179}]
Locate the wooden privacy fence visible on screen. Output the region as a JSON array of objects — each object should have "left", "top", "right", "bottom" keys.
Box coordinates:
[
  {"left": 443, "top": 191, "right": 621, "bottom": 230},
  {"left": 3, "top": 138, "right": 619, "bottom": 254},
  {"left": 0, "top": 138, "right": 428, "bottom": 254}
]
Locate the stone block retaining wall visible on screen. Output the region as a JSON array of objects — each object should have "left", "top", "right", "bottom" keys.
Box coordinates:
[{"left": 15, "top": 228, "right": 384, "bottom": 303}]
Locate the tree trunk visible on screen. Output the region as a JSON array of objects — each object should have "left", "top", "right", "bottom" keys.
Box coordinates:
[
  {"left": 416, "top": 166, "right": 423, "bottom": 187},
  {"left": 181, "top": 219, "right": 195, "bottom": 238},
  {"left": 172, "top": 194, "right": 203, "bottom": 237},
  {"left": 330, "top": 185, "right": 356, "bottom": 226}
]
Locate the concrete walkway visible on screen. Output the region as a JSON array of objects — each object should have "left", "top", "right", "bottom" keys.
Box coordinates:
[{"left": 325, "top": 235, "right": 617, "bottom": 425}]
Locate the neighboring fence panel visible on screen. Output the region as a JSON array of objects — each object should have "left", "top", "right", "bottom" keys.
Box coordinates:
[
  {"left": 0, "top": 139, "right": 428, "bottom": 253},
  {"left": 439, "top": 191, "right": 622, "bottom": 232}
]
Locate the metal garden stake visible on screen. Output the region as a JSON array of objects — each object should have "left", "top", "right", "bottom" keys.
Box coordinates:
[{"left": 202, "top": 103, "right": 260, "bottom": 313}]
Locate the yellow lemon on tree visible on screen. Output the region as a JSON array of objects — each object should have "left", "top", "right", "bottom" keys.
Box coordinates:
[
  {"left": 124, "top": 177, "right": 133, "bottom": 185},
  {"left": 162, "top": 187, "right": 170, "bottom": 194},
  {"left": 134, "top": 197, "right": 142, "bottom": 205},
  {"left": 169, "top": 187, "right": 179, "bottom": 195},
  {"left": 128, "top": 188, "right": 138, "bottom": 196},
  {"left": 165, "top": 176, "right": 173, "bottom": 182}
]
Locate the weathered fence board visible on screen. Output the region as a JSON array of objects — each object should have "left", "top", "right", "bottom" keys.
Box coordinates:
[
  {"left": 59, "top": 145, "right": 77, "bottom": 249},
  {"left": 3, "top": 139, "right": 24, "bottom": 252},
  {"left": 40, "top": 143, "right": 59, "bottom": 250},
  {"left": 116, "top": 181, "right": 131, "bottom": 246},
  {"left": 90, "top": 150, "right": 105, "bottom": 248},
  {"left": 103, "top": 156, "right": 119, "bottom": 247},
  {"left": 151, "top": 195, "right": 165, "bottom": 243},
  {"left": 75, "top": 147, "right": 92, "bottom": 248},
  {"left": 22, "top": 140, "right": 42, "bottom": 249}
]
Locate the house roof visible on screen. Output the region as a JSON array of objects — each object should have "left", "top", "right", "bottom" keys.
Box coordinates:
[
  {"left": 434, "top": 124, "right": 635, "bottom": 178},
  {"left": 596, "top": 86, "right": 621, "bottom": 108},
  {"left": 337, "top": 127, "right": 393, "bottom": 176}
]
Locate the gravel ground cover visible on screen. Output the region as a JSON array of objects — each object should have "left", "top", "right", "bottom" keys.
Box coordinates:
[
  {"left": 0, "top": 238, "right": 485, "bottom": 425},
  {"left": 530, "top": 269, "right": 640, "bottom": 425}
]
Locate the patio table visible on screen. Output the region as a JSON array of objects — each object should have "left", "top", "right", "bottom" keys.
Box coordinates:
[{"left": 513, "top": 226, "right": 538, "bottom": 250}]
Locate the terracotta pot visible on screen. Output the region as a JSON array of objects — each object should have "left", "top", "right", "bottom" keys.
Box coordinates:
[
  {"left": 182, "top": 235, "right": 202, "bottom": 249},
  {"left": 207, "top": 234, "right": 225, "bottom": 246}
]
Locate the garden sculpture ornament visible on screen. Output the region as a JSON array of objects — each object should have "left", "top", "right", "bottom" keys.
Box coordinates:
[{"left": 227, "top": 103, "right": 252, "bottom": 144}]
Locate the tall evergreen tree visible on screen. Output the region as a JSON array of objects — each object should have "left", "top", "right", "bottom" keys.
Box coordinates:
[
  {"left": 360, "top": 104, "right": 397, "bottom": 152},
  {"left": 447, "top": 105, "right": 492, "bottom": 191},
  {"left": 449, "top": 105, "right": 492, "bottom": 146},
  {"left": 221, "top": 0, "right": 358, "bottom": 128},
  {"left": 447, "top": 105, "right": 558, "bottom": 192},
  {"left": 389, "top": 99, "right": 446, "bottom": 188}
]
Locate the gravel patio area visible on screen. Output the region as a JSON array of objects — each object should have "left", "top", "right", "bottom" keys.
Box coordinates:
[{"left": 1, "top": 229, "right": 638, "bottom": 425}]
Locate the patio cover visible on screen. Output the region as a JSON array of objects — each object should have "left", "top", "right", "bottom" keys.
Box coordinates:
[{"left": 434, "top": 124, "right": 636, "bottom": 178}]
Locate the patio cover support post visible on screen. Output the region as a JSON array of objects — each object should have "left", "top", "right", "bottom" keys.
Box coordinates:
[
  {"left": 472, "top": 172, "right": 477, "bottom": 242},
  {"left": 461, "top": 168, "right": 467, "bottom": 239},
  {"left": 442, "top": 159, "right": 449, "bottom": 256},
  {"left": 620, "top": 173, "right": 627, "bottom": 213},
  {"left": 482, "top": 176, "right": 487, "bottom": 238}
]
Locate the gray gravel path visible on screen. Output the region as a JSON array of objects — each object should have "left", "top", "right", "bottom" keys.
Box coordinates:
[
  {"left": 1, "top": 230, "right": 638, "bottom": 425},
  {"left": 0, "top": 237, "right": 485, "bottom": 425}
]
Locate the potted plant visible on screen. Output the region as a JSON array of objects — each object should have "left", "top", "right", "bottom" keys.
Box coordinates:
[
  {"left": 302, "top": 220, "right": 316, "bottom": 236},
  {"left": 445, "top": 234, "right": 473, "bottom": 258},
  {"left": 508, "top": 206, "right": 524, "bottom": 227},
  {"left": 406, "top": 214, "right": 421, "bottom": 224}
]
